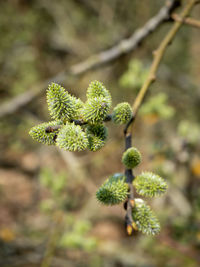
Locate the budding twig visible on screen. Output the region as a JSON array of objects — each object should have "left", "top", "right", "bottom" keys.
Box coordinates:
[{"left": 123, "top": 0, "right": 197, "bottom": 235}]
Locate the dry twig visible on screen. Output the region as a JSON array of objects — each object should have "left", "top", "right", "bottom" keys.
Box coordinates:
[{"left": 0, "top": 0, "right": 179, "bottom": 118}]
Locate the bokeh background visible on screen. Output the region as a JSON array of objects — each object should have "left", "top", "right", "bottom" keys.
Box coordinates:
[{"left": 0, "top": 0, "right": 200, "bottom": 266}]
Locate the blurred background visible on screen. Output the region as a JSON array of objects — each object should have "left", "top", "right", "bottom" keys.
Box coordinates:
[{"left": 0, "top": 0, "right": 200, "bottom": 266}]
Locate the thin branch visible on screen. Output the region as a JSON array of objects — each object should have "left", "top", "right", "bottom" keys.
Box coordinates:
[
  {"left": 0, "top": 0, "right": 179, "bottom": 118},
  {"left": 171, "top": 13, "right": 200, "bottom": 29},
  {"left": 45, "top": 115, "right": 112, "bottom": 133},
  {"left": 126, "top": 0, "right": 197, "bottom": 134},
  {"left": 124, "top": 133, "right": 135, "bottom": 234},
  {"left": 70, "top": 0, "right": 180, "bottom": 75}
]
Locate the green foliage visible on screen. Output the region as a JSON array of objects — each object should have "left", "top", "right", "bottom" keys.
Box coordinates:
[
  {"left": 82, "top": 96, "right": 111, "bottom": 124},
  {"left": 29, "top": 120, "right": 62, "bottom": 145},
  {"left": 132, "top": 199, "right": 160, "bottom": 235},
  {"left": 56, "top": 123, "right": 89, "bottom": 151},
  {"left": 40, "top": 167, "right": 67, "bottom": 196},
  {"left": 96, "top": 173, "right": 128, "bottom": 205},
  {"left": 60, "top": 218, "right": 97, "bottom": 251},
  {"left": 122, "top": 147, "right": 141, "bottom": 169},
  {"left": 86, "top": 124, "right": 108, "bottom": 151},
  {"left": 119, "top": 59, "right": 149, "bottom": 89},
  {"left": 178, "top": 120, "right": 200, "bottom": 145},
  {"left": 47, "top": 82, "right": 79, "bottom": 121},
  {"left": 133, "top": 172, "right": 168, "bottom": 198},
  {"left": 39, "top": 167, "right": 68, "bottom": 212},
  {"left": 112, "top": 102, "right": 132, "bottom": 124},
  {"left": 140, "top": 93, "right": 175, "bottom": 120}
]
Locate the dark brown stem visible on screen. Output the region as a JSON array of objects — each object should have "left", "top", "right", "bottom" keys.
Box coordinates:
[
  {"left": 124, "top": 116, "right": 134, "bottom": 135},
  {"left": 45, "top": 114, "right": 113, "bottom": 132},
  {"left": 70, "top": 119, "right": 87, "bottom": 126},
  {"left": 45, "top": 125, "right": 62, "bottom": 133},
  {"left": 124, "top": 133, "right": 135, "bottom": 235}
]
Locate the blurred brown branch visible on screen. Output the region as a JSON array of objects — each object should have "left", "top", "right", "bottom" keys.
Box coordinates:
[
  {"left": 172, "top": 13, "right": 200, "bottom": 28},
  {"left": 0, "top": 0, "right": 179, "bottom": 118},
  {"left": 126, "top": 0, "right": 197, "bottom": 134}
]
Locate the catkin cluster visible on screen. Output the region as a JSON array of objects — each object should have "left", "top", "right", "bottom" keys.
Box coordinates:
[
  {"left": 29, "top": 81, "right": 132, "bottom": 152},
  {"left": 96, "top": 146, "right": 168, "bottom": 235}
]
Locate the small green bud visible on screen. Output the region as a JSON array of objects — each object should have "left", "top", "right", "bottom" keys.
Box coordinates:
[
  {"left": 122, "top": 147, "right": 141, "bottom": 169},
  {"left": 86, "top": 124, "right": 108, "bottom": 151},
  {"left": 87, "top": 80, "right": 112, "bottom": 104},
  {"left": 96, "top": 173, "right": 128, "bottom": 205},
  {"left": 47, "top": 82, "right": 75, "bottom": 121},
  {"left": 133, "top": 172, "right": 168, "bottom": 198},
  {"left": 83, "top": 96, "right": 110, "bottom": 124},
  {"left": 29, "top": 121, "right": 61, "bottom": 145},
  {"left": 112, "top": 102, "right": 132, "bottom": 124},
  {"left": 132, "top": 199, "right": 160, "bottom": 235},
  {"left": 56, "top": 123, "right": 88, "bottom": 151}
]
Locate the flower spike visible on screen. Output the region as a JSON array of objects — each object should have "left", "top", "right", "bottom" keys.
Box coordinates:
[{"left": 96, "top": 173, "right": 128, "bottom": 205}]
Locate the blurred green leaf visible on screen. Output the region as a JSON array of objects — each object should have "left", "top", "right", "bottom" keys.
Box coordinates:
[{"left": 119, "top": 59, "right": 149, "bottom": 89}]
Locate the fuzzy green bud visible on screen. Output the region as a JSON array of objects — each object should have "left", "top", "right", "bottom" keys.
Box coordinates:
[
  {"left": 47, "top": 82, "right": 76, "bottom": 121},
  {"left": 70, "top": 95, "right": 84, "bottom": 120},
  {"left": 29, "top": 121, "right": 62, "bottom": 145},
  {"left": 87, "top": 80, "right": 112, "bottom": 104},
  {"left": 86, "top": 124, "right": 108, "bottom": 151},
  {"left": 56, "top": 123, "right": 88, "bottom": 151},
  {"left": 122, "top": 147, "right": 141, "bottom": 169},
  {"left": 112, "top": 102, "right": 132, "bottom": 124},
  {"left": 132, "top": 199, "right": 160, "bottom": 235},
  {"left": 133, "top": 172, "right": 168, "bottom": 198},
  {"left": 96, "top": 173, "right": 128, "bottom": 205},
  {"left": 83, "top": 96, "right": 111, "bottom": 124}
]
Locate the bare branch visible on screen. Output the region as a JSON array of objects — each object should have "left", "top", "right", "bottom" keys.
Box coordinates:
[
  {"left": 126, "top": 0, "right": 197, "bottom": 134},
  {"left": 70, "top": 0, "right": 181, "bottom": 75},
  {"left": 0, "top": 0, "right": 179, "bottom": 118}
]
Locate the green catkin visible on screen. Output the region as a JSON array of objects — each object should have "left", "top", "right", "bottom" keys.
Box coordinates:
[
  {"left": 82, "top": 96, "right": 111, "bottom": 124},
  {"left": 70, "top": 95, "right": 84, "bottom": 120},
  {"left": 56, "top": 123, "right": 88, "bottom": 151},
  {"left": 132, "top": 199, "right": 160, "bottom": 235},
  {"left": 122, "top": 147, "right": 141, "bottom": 169},
  {"left": 29, "top": 121, "right": 62, "bottom": 145},
  {"left": 86, "top": 124, "right": 108, "bottom": 151},
  {"left": 47, "top": 82, "right": 76, "bottom": 121},
  {"left": 96, "top": 173, "right": 128, "bottom": 205},
  {"left": 86, "top": 80, "right": 112, "bottom": 105},
  {"left": 133, "top": 172, "right": 168, "bottom": 197},
  {"left": 112, "top": 102, "right": 132, "bottom": 124}
]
